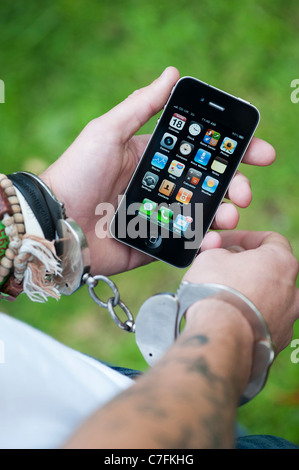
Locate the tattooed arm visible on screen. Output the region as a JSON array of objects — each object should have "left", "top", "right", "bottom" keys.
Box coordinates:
[
  {"left": 64, "top": 300, "right": 252, "bottom": 449},
  {"left": 64, "top": 231, "right": 299, "bottom": 449}
]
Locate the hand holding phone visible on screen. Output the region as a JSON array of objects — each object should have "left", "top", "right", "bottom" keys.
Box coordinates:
[
  {"left": 41, "top": 68, "right": 275, "bottom": 276},
  {"left": 111, "top": 76, "right": 260, "bottom": 268}
]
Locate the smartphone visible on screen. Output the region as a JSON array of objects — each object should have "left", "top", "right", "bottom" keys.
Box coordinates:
[{"left": 111, "top": 76, "right": 260, "bottom": 268}]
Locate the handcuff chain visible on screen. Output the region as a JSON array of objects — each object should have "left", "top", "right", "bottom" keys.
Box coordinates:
[{"left": 82, "top": 273, "right": 135, "bottom": 333}]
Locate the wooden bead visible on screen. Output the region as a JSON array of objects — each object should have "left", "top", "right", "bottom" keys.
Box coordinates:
[
  {"left": 11, "top": 204, "right": 21, "bottom": 214},
  {"left": 0, "top": 265, "right": 10, "bottom": 277},
  {"left": 1, "top": 256, "right": 12, "bottom": 269},
  {"left": 0, "top": 178, "right": 13, "bottom": 190},
  {"left": 8, "top": 196, "right": 19, "bottom": 205},
  {"left": 16, "top": 223, "right": 25, "bottom": 234},
  {"left": 4, "top": 186, "right": 16, "bottom": 197},
  {"left": 0, "top": 187, "right": 13, "bottom": 219},
  {"left": 13, "top": 213, "right": 24, "bottom": 223},
  {"left": 5, "top": 248, "right": 15, "bottom": 260}
]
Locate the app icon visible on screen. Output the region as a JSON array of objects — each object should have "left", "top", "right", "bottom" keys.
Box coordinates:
[
  {"left": 160, "top": 133, "right": 177, "bottom": 150},
  {"left": 211, "top": 157, "right": 228, "bottom": 174},
  {"left": 189, "top": 121, "right": 203, "bottom": 137},
  {"left": 185, "top": 168, "right": 202, "bottom": 186},
  {"left": 194, "top": 148, "right": 212, "bottom": 166},
  {"left": 169, "top": 113, "right": 187, "bottom": 131},
  {"left": 176, "top": 187, "right": 193, "bottom": 204},
  {"left": 203, "top": 129, "right": 221, "bottom": 146},
  {"left": 139, "top": 199, "right": 157, "bottom": 216},
  {"left": 142, "top": 171, "right": 159, "bottom": 189},
  {"left": 220, "top": 137, "right": 238, "bottom": 154},
  {"left": 179, "top": 141, "right": 194, "bottom": 157},
  {"left": 151, "top": 152, "right": 168, "bottom": 170},
  {"left": 168, "top": 160, "right": 185, "bottom": 177},
  {"left": 173, "top": 214, "right": 193, "bottom": 232},
  {"left": 202, "top": 176, "right": 219, "bottom": 194},
  {"left": 159, "top": 179, "right": 176, "bottom": 197},
  {"left": 157, "top": 206, "right": 173, "bottom": 224}
]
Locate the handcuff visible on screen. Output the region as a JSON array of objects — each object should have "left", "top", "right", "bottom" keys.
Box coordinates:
[
  {"left": 13, "top": 172, "right": 275, "bottom": 405},
  {"left": 135, "top": 281, "right": 275, "bottom": 405}
]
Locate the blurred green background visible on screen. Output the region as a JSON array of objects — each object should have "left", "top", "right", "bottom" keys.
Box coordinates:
[{"left": 0, "top": 0, "right": 298, "bottom": 445}]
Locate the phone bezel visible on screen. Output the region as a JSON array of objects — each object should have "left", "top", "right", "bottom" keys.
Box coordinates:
[{"left": 111, "top": 77, "right": 260, "bottom": 268}]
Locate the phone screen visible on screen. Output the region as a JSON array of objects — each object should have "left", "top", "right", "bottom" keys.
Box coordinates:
[{"left": 112, "top": 77, "right": 260, "bottom": 268}]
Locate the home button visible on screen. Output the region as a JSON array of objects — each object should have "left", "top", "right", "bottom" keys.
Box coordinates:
[{"left": 145, "top": 233, "right": 162, "bottom": 249}]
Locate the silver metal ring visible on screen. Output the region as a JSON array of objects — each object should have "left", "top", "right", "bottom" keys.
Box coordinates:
[
  {"left": 85, "top": 274, "right": 120, "bottom": 308},
  {"left": 107, "top": 297, "right": 135, "bottom": 332}
]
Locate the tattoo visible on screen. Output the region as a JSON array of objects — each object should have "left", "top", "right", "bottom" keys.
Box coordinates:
[
  {"left": 152, "top": 347, "right": 235, "bottom": 448},
  {"left": 181, "top": 335, "right": 209, "bottom": 346},
  {"left": 104, "top": 332, "right": 235, "bottom": 448}
]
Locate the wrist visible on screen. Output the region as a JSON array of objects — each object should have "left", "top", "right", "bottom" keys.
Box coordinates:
[{"left": 185, "top": 298, "right": 254, "bottom": 396}]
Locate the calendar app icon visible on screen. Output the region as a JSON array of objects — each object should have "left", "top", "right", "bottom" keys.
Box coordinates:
[{"left": 169, "top": 113, "right": 187, "bottom": 131}]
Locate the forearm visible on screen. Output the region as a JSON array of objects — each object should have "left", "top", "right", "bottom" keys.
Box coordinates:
[{"left": 64, "top": 299, "right": 253, "bottom": 449}]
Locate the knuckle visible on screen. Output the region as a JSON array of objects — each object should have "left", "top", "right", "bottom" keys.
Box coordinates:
[
  {"left": 84, "top": 117, "right": 115, "bottom": 142},
  {"left": 127, "top": 88, "right": 144, "bottom": 101},
  {"left": 290, "top": 254, "right": 299, "bottom": 276},
  {"left": 84, "top": 117, "right": 100, "bottom": 134}
]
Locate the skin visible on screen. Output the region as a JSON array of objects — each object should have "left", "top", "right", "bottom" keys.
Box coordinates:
[
  {"left": 38, "top": 68, "right": 298, "bottom": 448},
  {"left": 40, "top": 66, "right": 276, "bottom": 275},
  {"left": 64, "top": 300, "right": 253, "bottom": 449},
  {"left": 64, "top": 233, "right": 299, "bottom": 449}
]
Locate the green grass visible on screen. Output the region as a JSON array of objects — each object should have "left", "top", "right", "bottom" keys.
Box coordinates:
[{"left": 0, "top": 0, "right": 299, "bottom": 445}]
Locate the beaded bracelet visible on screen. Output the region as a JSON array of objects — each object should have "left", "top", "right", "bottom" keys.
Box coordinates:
[
  {"left": 0, "top": 174, "right": 25, "bottom": 294},
  {"left": 0, "top": 173, "right": 63, "bottom": 302},
  {"left": 0, "top": 185, "right": 13, "bottom": 268},
  {"left": 0, "top": 220, "right": 10, "bottom": 289},
  {"left": 0, "top": 175, "right": 25, "bottom": 235}
]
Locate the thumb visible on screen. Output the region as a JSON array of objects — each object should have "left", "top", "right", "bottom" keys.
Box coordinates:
[{"left": 105, "top": 66, "right": 180, "bottom": 142}]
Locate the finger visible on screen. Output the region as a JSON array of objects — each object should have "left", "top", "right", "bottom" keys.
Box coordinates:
[
  {"left": 210, "top": 202, "right": 239, "bottom": 230},
  {"left": 242, "top": 137, "right": 276, "bottom": 166},
  {"left": 261, "top": 233, "right": 299, "bottom": 283},
  {"left": 200, "top": 231, "right": 223, "bottom": 251},
  {"left": 225, "top": 171, "right": 252, "bottom": 208},
  {"left": 260, "top": 231, "right": 294, "bottom": 253},
  {"left": 105, "top": 67, "right": 180, "bottom": 142},
  {"left": 218, "top": 230, "right": 286, "bottom": 251}
]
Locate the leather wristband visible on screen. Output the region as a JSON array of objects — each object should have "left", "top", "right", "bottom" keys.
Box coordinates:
[
  {"left": 14, "top": 172, "right": 65, "bottom": 231},
  {"left": 8, "top": 172, "right": 65, "bottom": 241},
  {"left": 8, "top": 173, "right": 55, "bottom": 241}
]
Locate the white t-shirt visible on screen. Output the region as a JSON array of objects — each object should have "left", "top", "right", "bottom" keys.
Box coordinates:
[{"left": 0, "top": 313, "right": 133, "bottom": 449}]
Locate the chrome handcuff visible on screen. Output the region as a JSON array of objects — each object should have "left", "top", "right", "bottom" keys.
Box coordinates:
[{"left": 25, "top": 172, "right": 275, "bottom": 406}]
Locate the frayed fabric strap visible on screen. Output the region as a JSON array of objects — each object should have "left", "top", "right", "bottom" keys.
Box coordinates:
[{"left": 16, "top": 235, "right": 62, "bottom": 302}]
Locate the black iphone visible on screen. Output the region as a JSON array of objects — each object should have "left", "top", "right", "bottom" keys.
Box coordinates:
[{"left": 111, "top": 76, "right": 260, "bottom": 268}]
